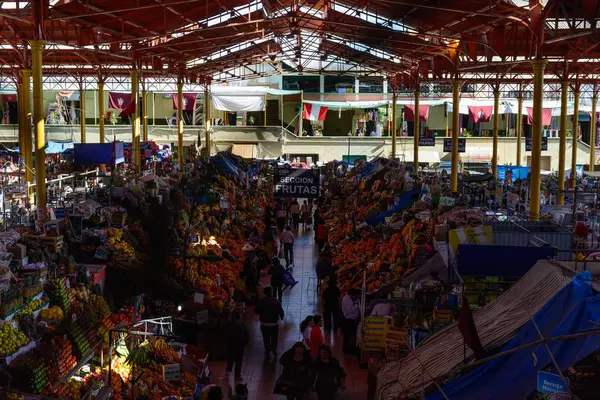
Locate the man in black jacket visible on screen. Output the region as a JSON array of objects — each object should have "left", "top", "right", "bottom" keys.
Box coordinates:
[
  {"left": 225, "top": 311, "right": 249, "bottom": 380},
  {"left": 255, "top": 286, "right": 284, "bottom": 358}
]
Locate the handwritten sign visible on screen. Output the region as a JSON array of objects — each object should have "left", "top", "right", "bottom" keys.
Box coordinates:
[
  {"left": 163, "top": 364, "right": 181, "bottom": 381},
  {"left": 362, "top": 316, "right": 388, "bottom": 354}
]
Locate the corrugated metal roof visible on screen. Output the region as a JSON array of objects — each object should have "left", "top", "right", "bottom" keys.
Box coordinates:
[{"left": 376, "top": 260, "right": 576, "bottom": 399}]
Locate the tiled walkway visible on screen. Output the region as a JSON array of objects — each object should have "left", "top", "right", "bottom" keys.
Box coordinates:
[{"left": 209, "top": 228, "right": 369, "bottom": 399}]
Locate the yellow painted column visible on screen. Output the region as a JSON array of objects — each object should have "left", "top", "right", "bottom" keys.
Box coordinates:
[
  {"left": 529, "top": 60, "right": 547, "bottom": 221},
  {"left": 492, "top": 89, "right": 500, "bottom": 176},
  {"left": 571, "top": 88, "right": 580, "bottom": 186},
  {"left": 391, "top": 93, "right": 397, "bottom": 158},
  {"left": 516, "top": 95, "right": 523, "bottom": 166},
  {"left": 177, "top": 82, "right": 184, "bottom": 167},
  {"left": 590, "top": 90, "right": 597, "bottom": 172},
  {"left": 413, "top": 90, "right": 420, "bottom": 171},
  {"left": 80, "top": 89, "right": 86, "bottom": 143},
  {"left": 98, "top": 81, "right": 105, "bottom": 143},
  {"left": 204, "top": 86, "right": 211, "bottom": 156},
  {"left": 451, "top": 79, "right": 461, "bottom": 193},
  {"left": 557, "top": 81, "right": 569, "bottom": 205},
  {"left": 17, "top": 82, "right": 24, "bottom": 163},
  {"left": 21, "top": 68, "right": 33, "bottom": 206},
  {"left": 130, "top": 69, "right": 140, "bottom": 174},
  {"left": 29, "top": 40, "right": 46, "bottom": 218},
  {"left": 142, "top": 90, "right": 148, "bottom": 142}
]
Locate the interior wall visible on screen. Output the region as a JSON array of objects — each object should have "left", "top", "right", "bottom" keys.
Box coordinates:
[{"left": 324, "top": 110, "right": 354, "bottom": 136}]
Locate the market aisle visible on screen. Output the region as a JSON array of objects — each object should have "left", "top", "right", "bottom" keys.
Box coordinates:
[{"left": 210, "top": 228, "right": 369, "bottom": 399}]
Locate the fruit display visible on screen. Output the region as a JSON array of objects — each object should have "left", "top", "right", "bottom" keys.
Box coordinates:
[
  {"left": 0, "top": 322, "right": 29, "bottom": 356},
  {"left": 15, "top": 297, "right": 47, "bottom": 319},
  {"left": 39, "top": 306, "right": 64, "bottom": 321},
  {"left": 46, "top": 336, "right": 77, "bottom": 383},
  {"left": 0, "top": 286, "right": 24, "bottom": 316},
  {"left": 46, "top": 278, "right": 70, "bottom": 314},
  {"left": 68, "top": 322, "right": 91, "bottom": 358}
]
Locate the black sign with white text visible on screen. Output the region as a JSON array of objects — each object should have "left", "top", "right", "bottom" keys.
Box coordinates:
[
  {"left": 443, "top": 138, "right": 466, "bottom": 153},
  {"left": 274, "top": 168, "right": 321, "bottom": 198},
  {"left": 419, "top": 136, "right": 436, "bottom": 146},
  {"left": 526, "top": 136, "right": 548, "bottom": 151}
]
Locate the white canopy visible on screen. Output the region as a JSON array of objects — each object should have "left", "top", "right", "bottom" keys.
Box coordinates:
[{"left": 210, "top": 85, "right": 301, "bottom": 111}]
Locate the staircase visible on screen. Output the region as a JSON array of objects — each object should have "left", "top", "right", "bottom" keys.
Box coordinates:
[{"left": 265, "top": 99, "right": 280, "bottom": 126}]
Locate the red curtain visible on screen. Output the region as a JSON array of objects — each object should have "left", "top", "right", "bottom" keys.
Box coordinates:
[
  {"left": 404, "top": 105, "right": 430, "bottom": 122},
  {"left": 108, "top": 92, "right": 132, "bottom": 110},
  {"left": 172, "top": 93, "right": 197, "bottom": 111},
  {"left": 467, "top": 106, "right": 493, "bottom": 123},
  {"left": 526, "top": 107, "right": 552, "bottom": 126}
]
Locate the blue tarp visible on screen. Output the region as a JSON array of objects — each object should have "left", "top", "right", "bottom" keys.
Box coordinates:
[
  {"left": 456, "top": 245, "right": 555, "bottom": 279},
  {"left": 211, "top": 152, "right": 246, "bottom": 181},
  {"left": 46, "top": 141, "right": 74, "bottom": 154},
  {"left": 74, "top": 142, "right": 124, "bottom": 165},
  {"left": 365, "top": 187, "right": 420, "bottom": 225},
  {"left": 427, "top": 272, "right": 600, "bottom": 400}
]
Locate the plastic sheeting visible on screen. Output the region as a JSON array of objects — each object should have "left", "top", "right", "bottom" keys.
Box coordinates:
[
  {"left": 366, "top": 187, "right": 420, "bottom": 225},
  {"left": 211, "top": 95, "right": 265, "bottom": 112},
  {"left": 74, "top": 142, "right": 124, "bottom": 165},
  {"left": 427, "top": 272, "right": 600, "bottom": 400},
  {"left": 46, "top": 141, "right": 74, "bottom": 154}
]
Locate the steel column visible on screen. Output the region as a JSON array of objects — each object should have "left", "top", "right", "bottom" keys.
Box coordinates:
[
  {"left": 30, "top": 40, "right": 46, "bottom": 218},
  {"left": 590, "top": 86, "right": 598, "bottom": 172},
  {"left": 80, "top": 89, "right": 86, "bottom": 143},
  {"left": 558, "top": 81, "right": 569, "bottom": 205},
  {"left": 98, "top": 81, "right": 105, "bottom": 143},
  {"left": 142, "top": 90, "right": 149, "bottom": 141},
  {"left": 571, "top": 87, "right": 580, "bottom": 187},
  {"left": 130, "top": 69, "right": 140, "bottom": 174},
  {"left": 451, "top": 79, "right": 461, "bottom": 193},
  {"left": 413, "top": 90, "right": 420, "bottom": 171},
  {"left": 530, "top": 60, "right": 547, "bottom": 221},
  {"left": 391, "top": 93, "right": 397, "bottom": 158},
  {"left": 516, "top": 95, "right": 523, "bottom": 166},
  {"left": 492, "top": 89, "right": 500, "bottom": 176},
  {"left": 17, "top": 81, "right": 24, "bottom": 166},
  {"left": 204, "top": 86, "right": 211, "bottom": 156},
  {"left": 21, "top": 68, "right": 32, "bottom": 199},
  {"left": 177, "top": 82, "right": 184, "bottom": 167}
]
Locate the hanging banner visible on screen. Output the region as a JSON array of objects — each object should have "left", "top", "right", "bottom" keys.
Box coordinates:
[
  {"left": 526, "top": 136, "right": 548, "bottom": 151},
  {"left": 403, "top": 105, "right": 430, "bottom": 122},
  {"left": 419, "top": 136, "right": 435, "bottom": 146},
  {"left": 172, "top": 93, "right": 197, "bottom": 111},
  {"left": 1, "top": 94, "right": 16, "bottom": 102},
  {"left": 273, "top": 168, "right": 321, "bottom": 198},
  {"left": 443, "top": 138, "right": 466, "bottom": 153},
  {"left": 211, "top": 94, "right": 265, "bottom": 111},
  {"left": 108, "top": 92, "right": 132, "bottom": 110},
  {"left": 449, "top": 226, "right": 492, "bottom": 253},
  {"left": 527, "top": 107, "right": 553, "bottom": 126}
]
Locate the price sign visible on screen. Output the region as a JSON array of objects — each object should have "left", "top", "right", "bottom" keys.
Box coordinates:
[
  {"left": 163, "top": 364, "right": 181, "bottom": 381},
  {"left": 526, "top": 136, "right": 548, "bottom": 151},
  {"left": 418, "top": 136, "right": 435, "bottom": 147}
]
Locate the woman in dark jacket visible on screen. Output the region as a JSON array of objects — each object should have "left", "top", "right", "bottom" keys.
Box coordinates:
[
  {"left": 276, "top": 342, "right": 314, "bottom": 400},
  {"left": 314, "top": 345, "right": 346, "bottom": 400}
]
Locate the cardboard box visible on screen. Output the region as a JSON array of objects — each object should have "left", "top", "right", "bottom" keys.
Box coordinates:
[
  {"left": 434, "top": 224, "right": 448, "bottom": 242},
  {"left": 8, "top": 244, "right": 26, "bottom": 259}
]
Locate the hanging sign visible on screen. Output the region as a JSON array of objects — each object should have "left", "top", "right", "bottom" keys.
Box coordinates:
[
  {"left": 273, "top": 168, "right": 321, "bottom": 198},
  {"left": 418, "top": 136, "right": 435, "bottom": 146},
  {"left": 443, "top": 138, "right": 466, "bottom": 153},
  {"left": 537, "top": 371, "right": 570, "bottom": 395},
  {"left": 526, "top": 137, "right": 548, "bottom": 151},
  {"left": 361, "top": 316, "right": 388, "bottom": 355}
]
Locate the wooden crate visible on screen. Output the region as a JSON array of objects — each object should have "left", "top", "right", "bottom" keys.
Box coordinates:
[
  {"left": 433, "top": 309, "right": 453, "bottom": 324},
  {"left": 23, "top": 234, "right": 64, "bottom": 253}
]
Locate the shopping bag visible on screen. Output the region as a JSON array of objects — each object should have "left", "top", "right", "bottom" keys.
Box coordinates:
[
  {"left": 273, "top": 373, "right": 294, "bottom": 395},
  {"left": 282, "top": 269, "right": 298, "bottom": 289}
]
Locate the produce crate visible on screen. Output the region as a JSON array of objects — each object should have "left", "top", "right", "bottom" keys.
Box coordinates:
[
  {"left": 23, "top": 234, "right": 64, "bottom": 253},
  {"left": 21, "top": 266, "right": 48, "bottom": 281},
  {"left": 111, "top": 211, "right": 127, "bottom": 227}
]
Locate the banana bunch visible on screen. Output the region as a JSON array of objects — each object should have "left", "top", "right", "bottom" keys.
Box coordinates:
[
  {"left": 125, "top": 346, "right": 149, "bottom": 367},
  {"left": 154, "top": 338, "right": 168, "bottom": 351}
]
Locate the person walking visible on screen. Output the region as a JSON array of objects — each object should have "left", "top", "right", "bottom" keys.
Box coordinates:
[
  {"left": 321, "top": 279, "right": 341, "bottom": 334},
  {"left": 289, "top": 199, "right": 300, "bottom": 230},
  {"left": 276, "top": 203, "right": 287, "bottom": 233},
  {"left": 225, "top": 311, "right": 249, "bottom": 381},
  {"left": 314, "top": 345, "right": 346, "bottom": 400},
  {"left": 269, "top": 257, "right": 286, "bottom": 301},
  {"left": 255, "top": 286, "right": 285, "bottom": 357},
  {"left": 309, "top": 315, "right": 324, "bottom": 359},
  {"left": 300, "top": 200, "right": 311, "bottom": 229},
  {"left": 280, "top": 226, "right": 295, "bottom": 268},
  {"left": 274, "top": 342, "right": 314, "bottom": 400},
  {"left": 314, "top": 208, "right": 327, "bottom": 251},
  {"left": 341, "top": 289, "right": 361, "bottom": 354},
  {"left": 300, "top": 316, "right": 314, "bottom": 349}
]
